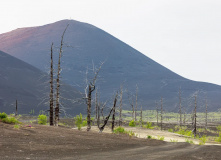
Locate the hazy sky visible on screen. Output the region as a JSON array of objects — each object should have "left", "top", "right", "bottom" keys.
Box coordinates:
[{"left": 1, "top": 0, "right": 221, "bottom": 85}]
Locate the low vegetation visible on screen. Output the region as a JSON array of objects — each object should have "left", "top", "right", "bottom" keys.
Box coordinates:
[
  {"left": 129, "top": 120, "right": 136, "bottom": 127},
  {"left": 185, "top": 139, "right": 194, "bottom": 144},
  {"left": 0, "top": 112, "right": 20, "bottom": 124},
  {"left": 113, "top": 127, "right": 136, "bottom": 137},
  {"left": 74, "top": 113, "right": 87, "bottom": 130},
  {"left": 38, "top": 114, "right": 47, "bottom": 125},
  {"left": 199, "top": 135, "right": 207, "bottom": 145}
]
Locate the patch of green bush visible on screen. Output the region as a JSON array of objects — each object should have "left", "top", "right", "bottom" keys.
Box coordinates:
[
  {"left": 74, "top": 113, "right": 83, "bottom": 130},
  {"left": 74, "top": 113, "right": 87, "bottom": 130},
  {"left": 145, "top": 122, "right": 153, "bottom": 129},
  {"left": 157, "top": 136, "right": 165, "bottom": 141},
  {"left": 215, "top": 133, "right": 221, "bottom": 142},
  {"left": 185, "top": 139, "right": 194, "bottom": 144},
  {"left": 38, "top": 114, "right": 47, "bottom": 125},
  {"left": 199, "top": 135, "right": 207, "bottom": 145},
  {"left": 216, "top": 125, "right": 221, "bottom": 134},
  {"left": 170, "top": 139, "right": 178, "bottom": 142},
  {"left": 147, "top": 135, "right": 152, "bottom": 139},
  {"left": 0, "top": 112, "right": 8, "bottom": 119},
  {"left": 113, "top": 127, "right": 125, "bottom": 134},
  {"left": 175, "top": 128, "right": 193, "bottom": 137},
  {"left": 2, "top": 117, "right": 19, "bottom": 124},
  {"left": 168, "top": 128, "right": 173, "bottom": 132},
  {"left": 129, "top": 120, "right": 136, "bottom": 127},
  {"left": 14, "top": 124, "right": 20, "bottom": 129},
  {"left": 114, "top": 127, "right": 136, "bottom": 137}
]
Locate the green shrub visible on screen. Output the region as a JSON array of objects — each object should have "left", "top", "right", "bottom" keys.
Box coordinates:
[
  {"left": 199, "top": 135, "right": 207, "bottom": 145},
  {"left": 147, "top": 135, "right": 152, "bottom": 139},
  {"left": 170, "top": 139, "right": 178, "bottom": 142},
  {"left": 2, "top": 117, "right": 19, "bottom": 124},
  {"left": 176, "top": 128, "right": 193, "bottom": 137},
  {"left": 185, "top": 139, "right": 194, "bottom": 144},
  {"left": 74, "top": 113, "right": 83, "bottom": 130},
  {"left": 216, "top": 125, "right": 221, "bottom": 134},
  {"left": 157, "top": 136, "right": 165, "bottom": 141},
  {"left": 38, "top": 114, "right": 47, "bottom": 125},
  {"left": 215, "top": 133, "right": 221, "bottom": 142},
  {"left": 129, "top": 120, "right": 136, "bottom": 127},
  {"left": 114, "top": 127, "right": 125, "bottom": 134},
  {"left": 113, "top": 127, "right": 135, "bottom": 137},
  {"left": 82, "top": 120, "right": 87, "bottom": 126},
  {"left": 14, "top": 124, "right": 20, "bottom": 129},
  {"left": 145, "top": 122, "right": 153, "bottom": 129},
  {"left": 0, "top": 112, "right": 8, "bottom": 119},
  {"left": 168, "top": 128, "right": 173, "bottom": 132},
  {"left": 127, "top": 130, "right": 135, "bottom": 137}
]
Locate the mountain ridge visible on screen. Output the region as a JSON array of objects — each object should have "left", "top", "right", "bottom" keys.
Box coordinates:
[{"left": 0, "top": 19, "right": 220, "bottom": 112}]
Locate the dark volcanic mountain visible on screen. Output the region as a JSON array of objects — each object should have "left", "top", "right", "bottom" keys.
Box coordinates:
[
  {"left": 0, "top": 20, "right": 220, "bottom": 112},
  {"left": 0, "top": 50, "right": 83, "bottom": 115}
]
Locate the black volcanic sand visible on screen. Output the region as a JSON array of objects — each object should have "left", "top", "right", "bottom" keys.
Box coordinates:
[{"left": 1, "top": 122, "right": 221, "bottom": 160}]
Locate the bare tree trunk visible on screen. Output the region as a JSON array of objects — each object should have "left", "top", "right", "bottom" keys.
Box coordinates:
[
  {"left": 55, "top": 25, "right": 69, "bottom": 127},
  {"left": 193, "top": 95, "right": 197, "bottom": 138},
  {"left": 101, "top": 105, "right": 104, "bottom": 120},
  {"left": 140, "top": 106, "right": 143, "bottom": 125},
  {"left": 49, "top": 43, "right": 54, "bottom": 126},
  {"left": 135, "top": 85, "right": 138, "bottom": 121},
  {"left": 95, "top": 89, "right": 98, "bottom": 121},
  {"left": 205, "top": 98, "right": 208, "bottom": 132},
  {"left": 85, "top": 62, "right": 104, "bottom": 131},
  {"left": 179, "top": 88, "right": 182, "bottom": 127},
  {"left": 156, "top": 101, "right": 158, "bottom": 126},
  {"left": 15, "top": 99, "right": 18, "bottom": 117},
  {"left": 97, "top": 100, "right": 100, "bottom": 128},
  {"left": 87, "top": 85, "right": 94, "bottom": 131},
  {"left": 112, "top": 93, "right": 118, "bottom": 132},
  {"left": 119, "top": 85, "right": 123, "bottom": 126},
  {"left": 160, "top": 97, "right": 163, "bottom": 131},
  {"left": 183, "top": 108, "right": 186, "bottom": 125},
  {"left": 99, "top": 108, "right": 114, "bottom": 132},
  {"left": 132, "top": 104, "right": 134, "bottom": 120}
]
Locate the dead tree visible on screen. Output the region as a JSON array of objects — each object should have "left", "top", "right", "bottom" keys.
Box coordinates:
[
  {"left": 140, "top": 106, "right": 143, "bottom": 125},
  {"left": 205, "top": 98, "right": 208, "bottom": 131},
  {"left": 160, "top": 97, "right": 163, "bottom": 131},
  {"left": 97, "top": 99, "right": 100, "bottom": 128},
  {"left": 112, "top": 93, "right": 118, "bottom": 132},
  {"left": 87, "top": 85, "right": 95, "bottom": 131},
  {"left": 99, "top": 94, "right": 118, "bottom": 132},
  {"left": 183, "top": 108, "right": 186, "bottom": 125},
  {"left": 95, "top": 89, "right": 98, "bottom": 121},
  {"left": 54, "top": 25, "right": 69, "bottom": 127},
  {"left": 179, "top": 88, "right": 182, "bottom": 127},
  {"left": 15, "top": 99, "right": 18, "bottom": 117},
  {"left": 97, "top": 90, "right": 101, "bottom": 128},
  {"left": 135, "top": 85, "right": 138, "bottom": 121},
  {"left": 84, "top": 62, "right": 104, "bottom": 131},
  {"left": 49, "top": 43, "right": 54, "bottom": 126},
  {"left": 193, "top": 95, "right": 197, "bottom": 138},
  {"left": 156, "top": 101, "right": 159, "bottom": 126},
  {"left": 119, "top": 85, "right": 123, "bottom": 126},
  {"left": 101, "top": 101, "right": 106, "bottom": 121}
]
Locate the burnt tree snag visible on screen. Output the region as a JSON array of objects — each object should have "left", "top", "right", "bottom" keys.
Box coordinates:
[
  {"left": 55, "top": 24, "right": 69, "bottom": 127},
  {"left": 111, "top": 93, "right": 118, "bottom": 132},
  {"left": 49, "top": 43, "right": 54, "bottom": 126}
]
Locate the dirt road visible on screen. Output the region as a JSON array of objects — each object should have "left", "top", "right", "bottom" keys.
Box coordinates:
[{"left": 1, "top": 123, "right": 221, "bottom": 160}]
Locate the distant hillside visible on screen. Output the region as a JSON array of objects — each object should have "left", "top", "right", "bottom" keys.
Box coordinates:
[
  {"left": 0, "top": 50, "right": 83, "bottom": 115},
  {"left": 0, "top": 20, "right": 220, "bottom": 112}
]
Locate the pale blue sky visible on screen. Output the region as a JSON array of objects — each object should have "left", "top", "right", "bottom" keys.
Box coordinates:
[{"left": 1, "top": 0, "right": 221, "bottom": 85}]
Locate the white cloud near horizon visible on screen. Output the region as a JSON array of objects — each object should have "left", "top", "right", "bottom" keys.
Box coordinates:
[{"left": 1, "top": 0, "right": 221, "bottom": 85}]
